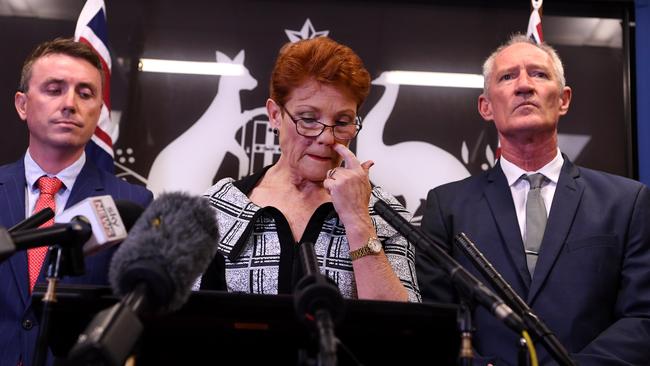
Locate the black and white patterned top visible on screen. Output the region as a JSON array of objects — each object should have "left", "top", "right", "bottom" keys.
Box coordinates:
[{"left": 198, "top": 166, "right": 421, "bottom": 302}]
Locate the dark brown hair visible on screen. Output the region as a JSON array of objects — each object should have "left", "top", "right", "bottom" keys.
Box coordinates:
[{"left": 19, "top": 37, "right": 103, "bottom": 92}]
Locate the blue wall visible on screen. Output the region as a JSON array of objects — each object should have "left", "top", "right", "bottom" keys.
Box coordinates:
[{"left": 637, "top": 0, "right": 650, "bottom": 185}]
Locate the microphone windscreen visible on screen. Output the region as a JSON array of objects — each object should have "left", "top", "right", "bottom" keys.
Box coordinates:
[{"left": 109, "top": 192, "right": 219, "bottom": 313}]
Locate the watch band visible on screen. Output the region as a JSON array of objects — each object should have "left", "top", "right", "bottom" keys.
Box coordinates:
[{"left": 349, "top": 236, "right": 382, "bottom": 261}]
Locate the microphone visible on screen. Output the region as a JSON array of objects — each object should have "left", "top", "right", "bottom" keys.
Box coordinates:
[
  {"left": 0, "top": 222, "right": 92, "bottom": 263},
  {"left": 454, "top": 233, "right": 576, "bottom": 366},
  {"left": 372, "top": 199, "right": 526, "bottom": 334},
  {"left": 294, "top": 242, "right": 344, "bottom": 366},
  {"left": 0, "top": 198, "right": 144, "bottom": 263},
  {"left": 1, "top": 207, "right": 57, "bottom": 262},
  {"left": 68, "top": 192, "right": 219, "bottom": 366},
  {"left": 8, "top": 207, "right": 54, "bottom": 233},
  {"left": 55, "top": 195, "right": 135, "bottom": 255}
]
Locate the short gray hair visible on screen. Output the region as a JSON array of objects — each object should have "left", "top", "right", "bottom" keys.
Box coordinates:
[{"left": 482, "top": 34, "right": 566, "bottom": 93}]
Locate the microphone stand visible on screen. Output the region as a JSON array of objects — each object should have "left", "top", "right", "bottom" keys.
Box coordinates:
[
  {"left": 372, "top": 199, "right": 526, "bottom": 363},
  {"left": 32, "top": 223, "right": 90, "bottom": 366},
  {"left": 457, "top": 300, "right": 474, "bottom": 366},
  {"left": 518, "top": 336, "right": 530, "bottom": 366},
  {"left": 454, "top": 233, "right": 576, "bottom": 366},
  {"left": 294, "top": 242, "right": 344, "bottom": 366}
]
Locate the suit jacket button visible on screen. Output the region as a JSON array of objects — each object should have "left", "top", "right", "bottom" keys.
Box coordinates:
[{"left": 22, "top": 319, "right": 33, "bottom": 330}]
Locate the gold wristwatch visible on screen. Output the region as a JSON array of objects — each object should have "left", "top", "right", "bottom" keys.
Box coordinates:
[{"left": 349, "top": 236, "right": 382, "bottom": 260}]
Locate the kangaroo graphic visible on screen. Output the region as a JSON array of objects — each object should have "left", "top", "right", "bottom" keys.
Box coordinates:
[
  {"left": 147, "top": 50, "right": 265, "bottom": 197},
  {"left": 356, "top": 72, "right": 471, "bottom": 212}
]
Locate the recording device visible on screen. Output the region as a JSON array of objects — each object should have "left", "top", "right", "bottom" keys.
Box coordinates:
[
  {"left": 0, "top": 197, "right": 142, "bottom": 263},
  {"left": 8, "top": 207, "right": 54, "bottom": 233},
  {"left": 55, "top": 195, "right": 128, "bottom": 255},
  {"left": 372, "top": 199, "right": 525, "bottom": 334},
  {"left": 294, "top": 242, "right": 344, "bottom": 366},
  {"left": 28, "top": 198, "right": 144, "bottom": 366},
  {"left": 68, "top": 192, "right": 219, "bottom": 366},
  {"left": 454, "top": 233, "right": 576, "bottom": 366},
  {"left": 0, "top": 220, "right": 91, "bottom": 264}
]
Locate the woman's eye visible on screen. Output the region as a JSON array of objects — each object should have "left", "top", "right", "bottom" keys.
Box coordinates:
[{"left": 301, "top": 118, "right": 319, "bottom": 124}]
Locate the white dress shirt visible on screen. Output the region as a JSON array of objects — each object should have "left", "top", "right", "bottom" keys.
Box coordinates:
[
  {"left": 24, "top": 151, "right": 86, "bottom": 217},
  {"left": 499, "top": 149, "right": 564, "bottom": 241}
]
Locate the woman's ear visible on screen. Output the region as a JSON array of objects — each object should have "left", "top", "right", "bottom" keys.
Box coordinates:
[{"left": 266, "top": 98, "right": 282, "bottom": 129}]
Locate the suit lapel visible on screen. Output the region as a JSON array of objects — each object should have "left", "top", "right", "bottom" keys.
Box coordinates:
[
  {"left": 528, "top": 158, "right": 583, "bottom": 303},
  {"left": 484, "top": 163, "right": 532, "bottom": 289},
  {"left": 0, "top": 159, "right": 30, "bottom": 306},
  {"left": 66, "top": 159, "right": 104, "bottom": 208},
  {"left": 32, "top": 160, "right": 104, "bottom": 293}
]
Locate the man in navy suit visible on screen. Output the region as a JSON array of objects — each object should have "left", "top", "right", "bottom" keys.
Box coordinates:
[
  {"left": 417, "top": 35, "right": 650, "bottom": 365},
  {"left": 0, "top": 38, "right": 153, "bottom": 365}
]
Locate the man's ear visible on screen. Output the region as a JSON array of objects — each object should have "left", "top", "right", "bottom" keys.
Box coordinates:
[
  {"left": 478, "top": 94, "right": 493, "bottom": 121},
  {"left": 558, "top": 86, "right": 572, "bottom": 116},
  {"left": 266, "top": 98, "right": 282, "bottom": 129},
  {"left": 14, "top": 92, "right": 27, "bottom": 121}
]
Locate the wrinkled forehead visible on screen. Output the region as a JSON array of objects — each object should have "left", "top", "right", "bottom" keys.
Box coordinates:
[
  {"left": 30, "top": 53, "right": 102, "bottom": 87},
  {"left": 493, "top": 42, "right": 554, "bottom": 73},
  {"left": 286, "top": 79, "right": 357, "bottom": 109}
]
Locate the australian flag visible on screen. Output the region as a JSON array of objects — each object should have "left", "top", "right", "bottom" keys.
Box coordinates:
[
  {"left": 74, "top": 0, "right": 116, "bottom": 173},
  {"left": 527, "top": 0, "right": 544, "bottom": 44}
]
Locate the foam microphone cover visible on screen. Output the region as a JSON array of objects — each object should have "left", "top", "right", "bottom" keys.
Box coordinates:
[{"left": 108, "top": 192, "right": 219, "bottom": 313}]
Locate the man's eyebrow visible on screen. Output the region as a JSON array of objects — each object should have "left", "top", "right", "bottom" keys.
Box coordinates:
[
  {"left": 525, "top": 63, "right": 551, "bottom": 70},
  {"left": 77, "top": 82, "right": 98, "bottom": 91},
  {"left": 494, "top": 66, "right": 518, "bottom": 76},
  {"left": 41, "top": 78, "right": 64, "bottom": 85}
]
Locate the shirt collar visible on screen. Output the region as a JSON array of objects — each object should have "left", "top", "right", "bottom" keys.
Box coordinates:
[
  {"left": 24, "top": 150, "right": 86, "bottom": 192},
  {"left": 500, "top": 148, "right": 564, "bottom": 186}
]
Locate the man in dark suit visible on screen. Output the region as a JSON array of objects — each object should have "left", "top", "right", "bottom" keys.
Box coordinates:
[
  {"left": 0, "top": 38, "right": 153, "bottom": 365},
  {"left": 417, "top": 34, "right": 650, "bottom": 365}
]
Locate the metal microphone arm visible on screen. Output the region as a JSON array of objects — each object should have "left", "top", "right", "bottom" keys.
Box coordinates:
[
  {"left": 454, "top": 233, "right": 576, "bottom": 366},
  {"left": 372, "top": 199, "right": 526, "bottom": 335},
  {"left": 294, "top": 242, "right": 344, "bottom": 366}
]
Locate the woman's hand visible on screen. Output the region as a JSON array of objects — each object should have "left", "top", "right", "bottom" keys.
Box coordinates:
[
  {"left": 324, "top": 144, "right": 409, "bottom": 301},
  {"left": 323, "top": 143, "right": 375, "bottom": 237}
]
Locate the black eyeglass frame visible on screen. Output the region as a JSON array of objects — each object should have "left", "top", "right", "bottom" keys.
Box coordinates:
[{"left": 281, "top": 106, "right": 362, "bottom": 141}]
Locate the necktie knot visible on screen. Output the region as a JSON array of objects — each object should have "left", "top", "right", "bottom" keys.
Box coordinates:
[
  {"left": 37, "top": 176, "right": 63, "bottom": 196},
  {"left": 524, "top": 173, "right": 546, "bottom": 190}
]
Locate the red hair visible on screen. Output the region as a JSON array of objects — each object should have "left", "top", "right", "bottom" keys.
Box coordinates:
[{"left": 270, "top": 37, "right": 371, "bottom": 109}]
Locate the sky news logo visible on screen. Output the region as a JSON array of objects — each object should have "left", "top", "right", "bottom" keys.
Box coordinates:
[{"left": 92, "top": 198, "right": 120, "bottom": 239}]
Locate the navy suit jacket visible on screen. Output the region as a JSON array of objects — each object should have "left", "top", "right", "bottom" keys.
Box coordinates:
[
  {"left": 0, "top": 157, "right": 153, "bottom": 366},
  {"left": 418, "top": 157, "right": 650, "bottom": 366}
]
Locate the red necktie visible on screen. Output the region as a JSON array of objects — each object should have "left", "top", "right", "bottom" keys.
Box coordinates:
[{"left": 27, "top": 176, "right": 63, "bottom": 293}]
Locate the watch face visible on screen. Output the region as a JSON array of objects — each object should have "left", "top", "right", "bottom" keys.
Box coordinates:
[{"left": 369, "top": 238, "right": 382, "bottom": 253}]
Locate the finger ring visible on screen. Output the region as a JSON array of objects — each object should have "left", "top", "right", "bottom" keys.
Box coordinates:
[{"left": 328, "top": 168, "right": 337, "bottom": 179}]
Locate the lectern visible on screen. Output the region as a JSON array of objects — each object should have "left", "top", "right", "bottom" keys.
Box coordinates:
[{"left": 33, "top": 284, "right": 459, "bottom": 365}]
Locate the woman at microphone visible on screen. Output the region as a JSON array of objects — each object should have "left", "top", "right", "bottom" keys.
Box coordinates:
[{"left": 199, "top": 36, "right": 420, "bottom": 302}]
